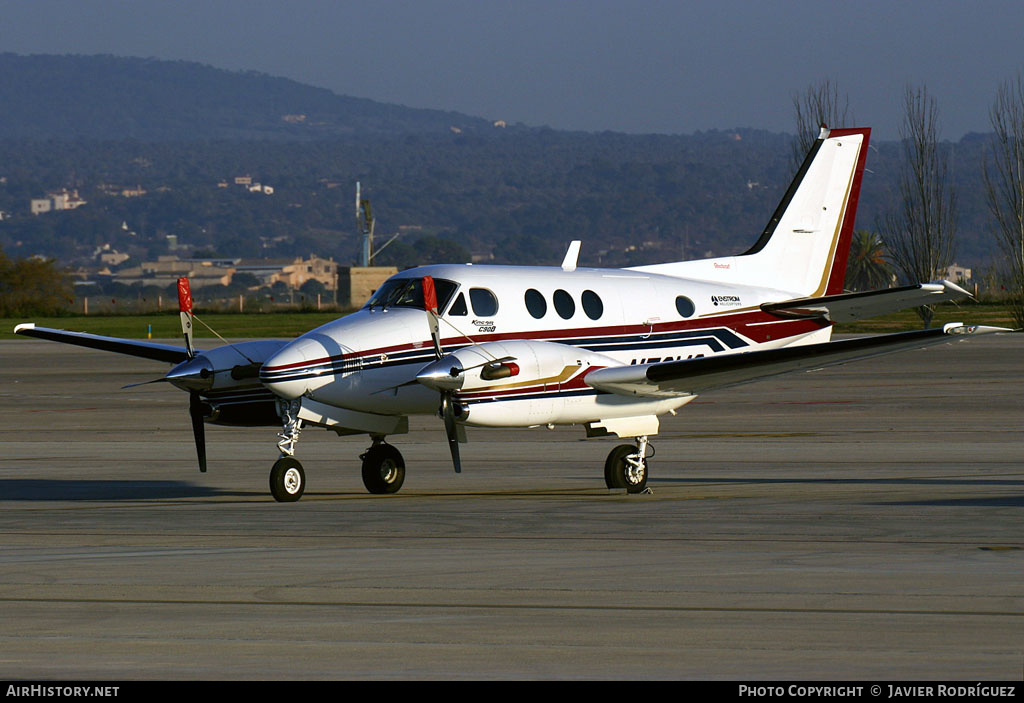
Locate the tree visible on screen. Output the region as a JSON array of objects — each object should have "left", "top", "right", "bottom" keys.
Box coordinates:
[
  {"left": 792, "top": 79, "right": 853, "bottom": 168},
  {"left": 0, "top": 247, "right": 73, "bottom": 316},
  {"left": 984, "top": 75, "right": 1024, "bottom": 328},
  {"left": 844, "top": 230, "right": 894, "bottom": 292},
  {"left": 879, "top": 85, "right": 957, "bottom": 328}
]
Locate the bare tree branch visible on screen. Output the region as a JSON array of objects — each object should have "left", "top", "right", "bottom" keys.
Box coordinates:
[
  {"left": 983, "top": 74, "right": 1024, "bottom": 328},
  {"left": 879, "top": 85, "right": 957, "bottom": 328},
  {"left": 792, "top": 79, "right": 852, "bottom": 168}
]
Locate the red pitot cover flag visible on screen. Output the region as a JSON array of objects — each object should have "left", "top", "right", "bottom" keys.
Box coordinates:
[
  {"left": 422, "top": 275, "right": 438, "bottom": 314},
  {"left": 177, "top": 277, "right": 193, "bottom": 314}
]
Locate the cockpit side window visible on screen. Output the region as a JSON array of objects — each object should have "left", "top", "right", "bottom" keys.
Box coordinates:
[
  {"left": 447, "top": 292, "right": 468, "bottom": 316},
  {"left": 364, "top": 277, "right": 459, "bottom": 311},
  {"left": 433, "top": 279, "right": 458, "bottom": 312},
  {"left": 364, "top": 279, "right": 406, "bottom": 309}
]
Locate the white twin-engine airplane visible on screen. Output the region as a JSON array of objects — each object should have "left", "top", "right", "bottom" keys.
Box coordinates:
[{"left": 15, "top": 127, "right": 1006, "bottom": 501}]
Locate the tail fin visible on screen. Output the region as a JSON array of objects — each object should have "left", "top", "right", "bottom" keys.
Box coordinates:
[
  {"left": 631, "top": 126, "right": 870, "bottom": 297},
  {"left": 741, "top": 126, "right": 870, "bottom": 296}
]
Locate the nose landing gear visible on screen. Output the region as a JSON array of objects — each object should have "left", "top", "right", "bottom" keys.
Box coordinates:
[
  {"left": 604, "top": 435, "right": 651, "bottom": 494},
  {"left": 270, "top": 399, "right": 306, "bottom": 502}
]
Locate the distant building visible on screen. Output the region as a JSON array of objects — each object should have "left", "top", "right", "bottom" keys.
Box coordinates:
[
  {"left": 943, "top": 263, "right": 972, "bottom": 283},
  {"left": 114, "top": 256, "right": 236, "bottom": 289},
  {"left": 50, "top": 189, "right": 87, "bottom": 210},
  {"left": 337, "top": 266, "right": 398, "bottom": 308},
  {"left": 96, "top": 246, "right": 130, "bottom": 267},
  {"left": 31, "top": 189, "right": 86, "bottom": 214},
  {"left": 235, "top": 255, "right": 338, "bottom": 291},
  {"left": 102, "top": 254, "right": 340, "bottom": 293}
]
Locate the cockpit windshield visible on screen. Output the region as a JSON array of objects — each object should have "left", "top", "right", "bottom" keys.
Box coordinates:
[{"left": 364, "top": 277, "right": 459, "bottom": 312}]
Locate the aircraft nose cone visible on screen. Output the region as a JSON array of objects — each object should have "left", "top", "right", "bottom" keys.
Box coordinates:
[
  {"left": 415, "top": 356, "right": 465, "bottom": 392},
  {"left": 165, "top": 356, "right": 214, "bottom": 391},
  {"left": 259, "top": 336, "right": 335, "bottom": 399}
]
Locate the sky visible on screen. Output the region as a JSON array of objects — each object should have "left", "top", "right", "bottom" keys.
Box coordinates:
[{"left": 3, "top": 0, "right": 1023, "bottom": 141}]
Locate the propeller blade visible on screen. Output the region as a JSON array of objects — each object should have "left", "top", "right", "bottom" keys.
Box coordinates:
[
  {"left": 121, "top": 377, "right": 171, "bottom": 390},
  {"left": 441, "top": 393, "right": 462, "bottom": 474},
  {"left": 189, "top": 391, "right": 207, "bottom": 473},
  {"left": 177, "top": 277, "right": 195, "bottom": 360}
]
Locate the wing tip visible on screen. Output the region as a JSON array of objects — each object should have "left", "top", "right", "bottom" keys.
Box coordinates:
[
  {"left": 942, "top": 322, "right": 1014, "bottom": 335},
  {"left": 13, "top": 323, "right": 36, "bottom": 334}
]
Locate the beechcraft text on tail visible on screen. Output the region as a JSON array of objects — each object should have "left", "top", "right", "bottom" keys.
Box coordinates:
[{"left": 14, "top": 126, "right": 1010, "bottom": 501}]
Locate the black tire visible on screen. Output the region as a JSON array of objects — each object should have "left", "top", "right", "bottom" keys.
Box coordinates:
[
  {"left": 361, "top": 444, "right": 406, "bottom": 494},
  {"left": 604, "top": 444, "right": 648, "bottom": 494},
  {"left": 270, "top": 456, "right": 305, "bottom": 502}
]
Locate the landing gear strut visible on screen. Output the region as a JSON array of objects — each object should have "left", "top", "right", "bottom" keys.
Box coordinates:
[
  {"left": 604, "top": 436, "right": 651, "bottom": 494},
  {"left": 360, "top": 440, "right": 406, "bottom": 494},
  {"left": 270, "top": 399, "right": 306, "bottom": 502}
]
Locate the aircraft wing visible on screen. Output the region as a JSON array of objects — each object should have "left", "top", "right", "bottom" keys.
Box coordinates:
[
  {"left": 761, "top": 280, "right": 971, "bottom": 322},
  {"left": 584, "top": 323, "right": 1008, "bottom": 399},
  {"left": 14, "top": 323, "right": 196, "bottom": 363}
]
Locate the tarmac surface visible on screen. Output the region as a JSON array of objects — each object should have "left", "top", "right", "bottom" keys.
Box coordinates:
[{"left": 0, "top": 333, "right": 1022, "bottom": 680}]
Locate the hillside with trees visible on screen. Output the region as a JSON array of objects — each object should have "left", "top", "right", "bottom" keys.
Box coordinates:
[
  {"left": 0, "top": 54, "right": 1004, "bottom": 281},
  {"left": 0, "top": 53, "right": 491, "bottom": 140}
]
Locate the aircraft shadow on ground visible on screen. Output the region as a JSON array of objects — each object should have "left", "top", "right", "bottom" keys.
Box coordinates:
[
  {"left": 0, "top": 479, "right": 257, "bottom": 501},
  {"left": 652, "top": 477, "right": 1024, "bottom": 507}
]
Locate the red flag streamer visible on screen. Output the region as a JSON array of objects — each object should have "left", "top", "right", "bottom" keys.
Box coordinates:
[
  {"left": 177, "top": 277, "right": 193, "bottom": 313},
  {"left": 422, "top": 275, "right": 438, "bottom": 314}
]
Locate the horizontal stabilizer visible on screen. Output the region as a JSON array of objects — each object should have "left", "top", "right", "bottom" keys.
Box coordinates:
[
  {"left": 13, "top": 324, "right": 196, "bottom": 363},
  {"left": 585, "top": 323, "right": 1008, "bottom": 398},
  {"left": 761, "top": 280, "right": 971, "bottom": 322}
]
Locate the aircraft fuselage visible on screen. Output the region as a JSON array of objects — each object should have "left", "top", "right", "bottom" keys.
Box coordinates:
[{"left": 259, "top": 263, "right": 832, "bottom": 424}]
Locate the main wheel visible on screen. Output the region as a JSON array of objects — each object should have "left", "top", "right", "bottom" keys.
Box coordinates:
[
  {"left": 604, "top": 444, "right": 648, "bottom": 494},
  {"left": 361, "top": 443, "right": 406, "bottom": 494},
  {"left": 270, "top": 456, "right": 305, "bottom": 502}
]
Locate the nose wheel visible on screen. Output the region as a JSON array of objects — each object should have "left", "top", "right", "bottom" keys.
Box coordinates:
[
  {"left": 270, "top": 456, "right": 306, "bottom": 502},
  {"left": 604, "top": 436, "right": 651, "bottom": 494}
]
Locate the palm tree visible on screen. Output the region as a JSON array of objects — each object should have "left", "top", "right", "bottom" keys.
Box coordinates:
[{"left": 845, "top": 230, "right": 893, "bottom": 292}]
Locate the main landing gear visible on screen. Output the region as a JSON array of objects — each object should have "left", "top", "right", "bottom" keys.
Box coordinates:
[
  {"left": 604, "top": 435, "right": 652, "bottom": 494},
  {"left": 360, "top": 440, "right": 406, "bottom": 494}
]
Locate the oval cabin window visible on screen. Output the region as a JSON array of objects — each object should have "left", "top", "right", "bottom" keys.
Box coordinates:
[
  {"left": 469, "top": 288, "right": 499, "bottom": 316},
  {"left": 524, "top": 289, "right": 547, "bottom": 319},
  {"left": 553, "top": 289, "right": 575, "bottom": 319},
  {"left": 675, "top": 295, "right": 695, "bottom": 318},
  {"left": 581, "top": 290, "right": 603, "bottom": 320}
]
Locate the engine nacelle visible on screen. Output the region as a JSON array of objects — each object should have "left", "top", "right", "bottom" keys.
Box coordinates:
[
  {"left": 417, "top": 340, "right": 683, "bottom": 427},
  {"left": 166, "top": 340, "right": 288, "bottom": 427},
  {"left": 165, "top": 341, "right": 286, "bottom": 393}
]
